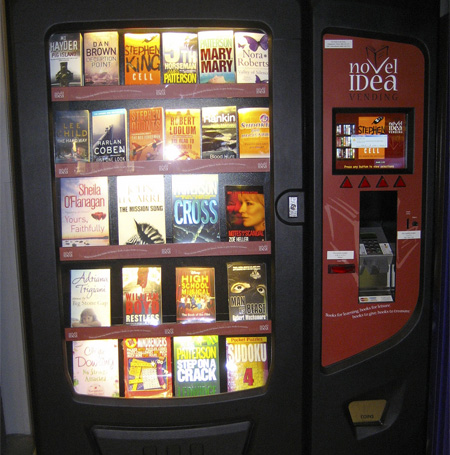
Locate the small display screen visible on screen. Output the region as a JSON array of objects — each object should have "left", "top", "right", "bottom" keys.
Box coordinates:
[{"left": 333, "top": 108, "right": 414, "bottom": 174}]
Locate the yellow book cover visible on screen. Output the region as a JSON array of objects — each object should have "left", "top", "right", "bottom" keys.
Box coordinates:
[
  {"left": 164, "top": 109, "right": 201, "bottom": 160},
  {"left": 238, "top": 108, "right": 270, "bottom": 158}
]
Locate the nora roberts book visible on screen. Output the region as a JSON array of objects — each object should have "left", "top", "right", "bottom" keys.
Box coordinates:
[
  {"left": 234, "top": 32, "right": 269, "bottom": 84},
  {"left": 48, "top": 32, "right": 82, "bottom": 87}
]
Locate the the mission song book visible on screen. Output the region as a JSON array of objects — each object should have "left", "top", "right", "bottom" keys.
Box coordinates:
[
  {"left": 129, "top": 107, "right": 164, "bottom": 161},
  {"left": 234, "top": 32, "right": 269, "bottom": 84},
  {"left": 162, "top": 32, "right": 198, "bottom": 84},
  {"left": 49, "top": 33, "right": 82, "bottom": 87},
  {"left": 238, "top": 107, "right": 270, "bottom": 158},
  {"left": 164, "top": 109, "right": 201, "bottom": 160},
  {"left": 92, "top": 108, "right": 127, "bottom": 162}
]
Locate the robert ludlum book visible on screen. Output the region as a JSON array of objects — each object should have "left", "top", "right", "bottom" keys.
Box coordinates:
[
  {"left": 122, "top": 266, "right": 162, "bottom": 325},
  {"left": 92, "top": 108, "right": 127, "bottom": 162},
  {"left": 162, "top": 32, "right": 198, "bottom": 84},
  {"left": 173, "top": 336, "right": 220, "bottom": 397},
  {"left": 49, "top": 33, "right": 82, "bottom": 86},
  {"left": 84, "top": 31, "right": 119, "bottom": 86},
  {"left": 53, "top": 110, "right": 90, "bottom": 164},
  {"left": 234, "top": 32, "right": 269, "bottom": 84},
  {"left": 227, "top": 262, "right": 268, "bottom": 321},
  {"left": 225, "top": 185, "right": 265, "bottom": 241},
  {"left": 71, "top": 269, "right": 111, "bottom": 327},
  {"left": 201, "top": 106, "right": 237, "bottom": 159},
  {"left": 117, "top": 175, "right": 165, "bottom": 245},
  {"left": 72, "top": 340, "right": 120, "bottom": 397},
  {"left": 198, "top": 30, "right": 235, "bottom": 83},
  {"left": 164, "top": 109, "right": 201, "bottom": 160},
  {"left": 176, "top": 267, "right": 215, "bottom": 323},
  {"left": 124, "top": 32, "right": 161, "bottom": 85},
  {"left": 172, "top": 174, "right": 219, "bottom": 243},
  {"left": 238, "top": 108, "right": 270, "bottom": 158},
  {"left": 61, "top": 177, "right": 109, "bottom": 247},
  {"left": 123, "top": 337, "right": 172, "bottom": 398},
  {"left": 226, "top": 337, "right": 268, "bottom": 392},
  {"left": 129, "top": 107, "right": 164, "bottom": 161}
]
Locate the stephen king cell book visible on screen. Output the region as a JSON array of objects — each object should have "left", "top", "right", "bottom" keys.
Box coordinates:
[
  {"left": 234, "top": 32, "right": 269, "bottom": 84},
  {"left": 238, "top": 107, "right": 270, "bottom": 158},
  {"left": 49, "top": 32, "right": 82, "bottom": 86},
  {"left": 129, "top": 107, "right": 164, "bottom": 161},
  {"left": 123, "top": 337, "right": 172, "bottom": 398},
  {"left": 124, "top": 32, "right": 161, "bottom": 85},
  {"left": 60, "top": 177, "right": 109, "bottom": 247},
  {"left": 117, "top": 175, "right": 166, "bottom": 245},
  {"left": 164, "top": 109, "right": 201, "bottom": 160},
  {"left": 92, "top": 108, "right": 127, "bottom": 162},
  {"left": 227, "top": 262, "right": 268, "bottom": 321},
  {"left": 173, "top": 336, "right": 220, "bottom": 397},
  {"left": 176, "top": 267, "right": 216, "bottom": 323},
  {"left": 172, "top": 174, "right": 219, "bottom": 243},
  {"left": 122, "top": 266, "right": 162, "bottom": 325},
  {"left": 70, "top": 269, "right": 111, "bottom": 327},
  {"left": 162, "top": 32, "right": 198, "bottom": 84}
]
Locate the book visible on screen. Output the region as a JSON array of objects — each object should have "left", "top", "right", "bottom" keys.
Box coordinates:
[
  {"left": 234, "top": 32, "right": 269, "bottom": 84},
  {"left": 123, "top": 337, "right": 172, "bottom": 398},
  {"left": 49, "top": 33, "right": 82, "bottom": 86},
  {"left": 84, "top": 31, "right": 119, "bottom": 86},
  {"left": 129, "top": 107, "right": 164, "bottom": 161},
  {"left": 61, "top": 177, "right": 109, "bottom": 247},
  {"left": 176, "top": 267, "right": 216, "bottom": 323},
  {"left": 227, "top": 262, "right": 268, "bottom": 321},
  {"left": 238, "top": 108, "right": 270, "bottom": 158},
  {"left": 122, "top": 266, "right": 162, "bottom": 325},
  {"left": 225, "top": 185, "right": 265, "bottom": 241},
  {"left": 164, "top": 109, "right": 201, "bottom": 160},
  {"left": 70, "top": 269, "right": 111, "bottom": 327},
  {"left": 53, "top": 110, "right": 90, "bottom": 164},
  {"left": 226, "top": 337, "right": 268, "bottom": 392},
  {"left": 162, "top": 32, "right": 198, "bottom": 84},
  {"left": 117, "top": 175, "right": 165, "bottom": 245},
  {"left": 124, "top": 32, "right": 161, "bottom": 85},
  {"left": 198, "top": 30, "right": 235, "bottom": 83},
  {"left": 92, "top": 108, "right": 127, "bottom": 162},
  {"left": 172, "top": 174, "right": 220, "bottom": 243},
  {"left": 173, "top": 336, "right": 220, "bottom": 397},
  {"left": 72, "top": 340, "right": 120, "bottom": 397},
  {"left": 201, "top": 106, "right": 237, "bottom": 159}
]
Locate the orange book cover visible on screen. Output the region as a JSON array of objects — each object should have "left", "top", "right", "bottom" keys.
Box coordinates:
[
  {"left": 129, "top": 107, "right": 164, "bottom": 161},
  {"left": 238, "top": 108, "right": 270, "bottom": 158}
]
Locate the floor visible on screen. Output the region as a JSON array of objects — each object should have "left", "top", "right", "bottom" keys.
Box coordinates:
[{"left": 5, "top": 435, "right": 35, "bottom": 455}]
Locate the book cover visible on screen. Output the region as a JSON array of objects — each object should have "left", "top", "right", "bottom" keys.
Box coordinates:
[
  {"left": 198, "top": 30, "right": 235, "bottom": 83},
  {"left": 173, "top": 336, "right": 220, "bottom": 397},
  {"left": 234, "top": 32, "right": 269, "bottom": 84},
  {"left": 201, "top": 106, "right": 237, "bottom": 159},
  {"left": 49, "top": 33, "right": 82, "bottom": 86},
  {"left": 164, "top": 109, "right": 201, "bottom": 160},
  {"left": 92, "top": 108, "right": 127, "bottom": 162},
  {"left": 129, "top": 107, "right": 164, "bottom": 161},
  {"left": 172, "top": 174, "right": 219, "bottom": 243},
  {"left": 71, "top": 269, "right": 111, "bottom": 327},
  {"left": 124, "top": 32, "right": 161, "bottom": 85},
  {"left": 117, "top": 175, "right": 165, "bottom": 245},
  {"left": 226, "top": 336, "right": 268, "bottom": 392},
  {"left": 162, "top": 32, "right": 198, "bottom": 84},
  {"left": 53, "top": 110, "right": 90, "bottom": 164},
  {"left": 61, "top": 177, "right": 109, "bottom": 247},
  {"left": 238, "top": 108, "right": 270, "bottom": 158},
  {"left": 122, "top": 266, "right": 162, "bottom": 325},
  {"left": 72, "top": 340, "right": 120, "bottom": 397},
  {"left": 123, "top": 337, "right": 172, "bottom": 398},
  {"left": 227, "top": 262, "right": 268, "bottom": 321},
  {"left": 84, "top": 31, "right": 119, "bottom": 86},
  {"left": 176, "top": 267, "right": 216, "bottom": 323},
  {"left": 225, "top": 185, "right": 265, "bottom": 241}
]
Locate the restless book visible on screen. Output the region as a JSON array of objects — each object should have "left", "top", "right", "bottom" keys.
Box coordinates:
[
  {"left": 49, "top": 33, "right": 82, "bottom": 87},
  {"left": 172, "top": 174, "right": 219, "bottom": 243},
  {"left": 124, "top": 32, "right": 161, "bottom": 85},
  {"left": 117, "top": 174, "right": 166, "bottom": 245},
  {"left": 201, "top": 106, "right": 237, "bottom": 159},
  {"left": 238, "top": 107, "right": 270, "bottom": 158},
  {"left": 122, "top": 266, "right": 162, "bottom": 326},
  {"left": 234, "top": 32, "right": 269, "bottom": 84},
  {"left": 162, "top": 32, "right": 198, "bottom": 84},
  {"left": 123, "top": 337, "right": 173, "bottom": 398},
  {"left": 129, "top": 107, "right": 164, "bottom": 161},
  {"left": 173, "top": 336, "right": 220, "bottom": 397},
  {"left": 61, "top": 177, "right": 109, "bottom": 247},
  {"left": 92, "top": 108, "right": 127, "bottom": 162},
  {"left": 164, "top": 109, "right": 201, "bottom": 160},
  {"left": 176, "top": 267, "right": 216, "bottom": 323}
]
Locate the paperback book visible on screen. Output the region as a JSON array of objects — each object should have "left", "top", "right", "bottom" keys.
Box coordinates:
[
  {"left": 162, "top": 32, "right": 198, "bottom": 84},
  {"left": 122, "top": 266, "right": 162, "bottom": 325},
  {"left": 238, "top": 107, "right": 270, "bottom": 158},
  {"left": 172, "top": 174, "right": 219, "bottom": 243},
  {"left": 49, "top": 32, "right": 82, "bottom": 86},
  {"left": 117, "top": 174, "right": 166, "bottom": 245},
  {"left": 123, "top": 337, "right": 172, "bottom": 398},
  {"left": 234, "top": 32, "right": 269, "bottom": 84},
  {"left": 61, "top": 177, "right": 109, "bottom": 247},
  {"left": 176, "top": 267, "right": 216, "bottom": 323},
  {"left": 164, "top": 109, "right": 201, "bottom": 160},
  {"left": 173, "top": 336, "right": 220, "bottom": 397},
  {"left": 129, "top": 107, "right": 164, "bottom": 161},
  {"left": 92, "top": 108, "right": 127, "bottom": 162}
]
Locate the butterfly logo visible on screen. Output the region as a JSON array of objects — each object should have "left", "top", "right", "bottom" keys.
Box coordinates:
[{"left": 243, "top": 34, "right": 269, "bottom": 52}]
